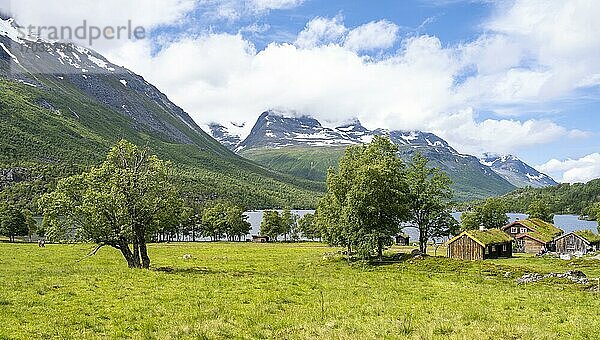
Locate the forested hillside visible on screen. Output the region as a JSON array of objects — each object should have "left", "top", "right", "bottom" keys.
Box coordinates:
[{"left": 465, "top": 179, "right": 600, "bottom": 216}]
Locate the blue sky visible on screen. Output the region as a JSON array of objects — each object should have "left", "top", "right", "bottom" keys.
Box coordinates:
[{"left": 5, "top": 0, "right": 600, "bottom": 183}]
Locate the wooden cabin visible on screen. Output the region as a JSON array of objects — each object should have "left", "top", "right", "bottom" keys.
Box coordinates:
[
  {"left": 395, "top": 233, "right": 410, "bottom": 246},
  {"left": 446, "top": 228, "right": 513, "bottom": 260},
  {"left": 501, "top": 218, "right": 563, "bottom": 253},
  {"left": 252, "top": 235, "right": 269, "bottom": 243},
  {"left": 554, "top": 230, "right": 600, "bottom": 255}
]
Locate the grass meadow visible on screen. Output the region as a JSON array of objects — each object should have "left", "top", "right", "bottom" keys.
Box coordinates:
[{"left": 1, "top": 242, "right": 599, "bottom": 339}]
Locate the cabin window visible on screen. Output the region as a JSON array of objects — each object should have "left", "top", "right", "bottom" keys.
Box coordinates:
[
  {"left": 485, "top": 247, "right": 489, "bottom": 255},
  {"left": 492, "top": 245, "right": 497, "bottom": 252},
  {"left": 511, "top": 227, "right": 517, "bottom": 233},
  {"left": 503, "top": 244, "right": 507, "bottom": 251},
  {"left": 520, "top": 227, "right": 527, "bottom": 234}
]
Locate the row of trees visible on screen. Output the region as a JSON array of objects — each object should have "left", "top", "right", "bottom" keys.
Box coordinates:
[
  {"left": 315, "top": 136, "right": 457, "bottom": 260},
  {"left": 260, "top": 209, "right": 320, "bottom": 241}
]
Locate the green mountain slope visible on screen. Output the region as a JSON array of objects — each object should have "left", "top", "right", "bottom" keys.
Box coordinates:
[
  {"left": 0, "top": 30, "right": 323, "bottom": 209},
  {"left": 0, "top": 78, "right": 323, "bottom": 210},
  {"left": 241, "top": 147, "right": 345, "bottom": 181},
  {"left": 241, "top": 145, "right": 516, "bottom": 202}
]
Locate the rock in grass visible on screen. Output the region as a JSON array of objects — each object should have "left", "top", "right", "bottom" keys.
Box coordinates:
[
  {"left": 182, "top": 254, "right": 193, "bottom": 260},
  {"left": 516, "top": 271, "right": 588, "bottom": 285}
]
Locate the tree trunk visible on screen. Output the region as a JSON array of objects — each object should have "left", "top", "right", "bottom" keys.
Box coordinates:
[
  {"left": 134, "top": 226, "right": 150, "bottom": 269},
  {"left": 377, "top": 239, "right": 383, "bottom": 261},
  {"left": 419, "top": 226, "right": 427, "bottom": 254},
  {"left": 133, "top": 240, "right": 140, "bottom": 267},
  {"left": 139, "top": 240, "right": 150, "bottom": 269},
  {"left": 119, "top": 242, "right": 139, "bottom": 268}
]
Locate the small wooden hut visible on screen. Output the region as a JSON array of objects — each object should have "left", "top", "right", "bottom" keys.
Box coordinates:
[
  {"left": 501, "top": 218, "right": 563, "bottom": 253},
  {"left": 554, "top": 230, "right": 600, "bottom": 255},
  {"left": 446, "top": 228, "right": 513, "bottom": 260},
  {"left": 252, "top": 235, "right": 269, "bottom": 243},
  {"left": 395, "top": 233, "right": 410, "bottom": 246}
]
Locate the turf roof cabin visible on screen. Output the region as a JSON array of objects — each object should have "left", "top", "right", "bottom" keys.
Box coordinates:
[
  {"left": 501, "top": 218, "right": 563, "bottom": 254},
  {"left": 554, "top": 230, "right": 600, "bottom": 255},
  {"left": 395, "top": 233, "right": 410, "bottom": 246},
  {"left": 446, "top": 228, "right": 513, "bottom": 260}
]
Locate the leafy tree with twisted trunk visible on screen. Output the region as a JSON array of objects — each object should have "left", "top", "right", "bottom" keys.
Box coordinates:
[{"left": 40, "top": 140, "right": 181, "bottom": 269}]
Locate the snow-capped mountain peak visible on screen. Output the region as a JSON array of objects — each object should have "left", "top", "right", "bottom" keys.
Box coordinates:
[
  {"left": 211, "top": 110, "right": 460, "bottom": 155},
  {"left": 479, "top": 153, "right": 557, "bottom": 188}
]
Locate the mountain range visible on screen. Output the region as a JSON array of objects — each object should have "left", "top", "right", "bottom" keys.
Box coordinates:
[
  {"left": 206, "top": 110, "right": 558, "bottom": 201},
  {"left": 0, "top": 15, "right": 557, "bottom": 208},
  {"left": 0, "top": 17, "right": 322, "bottom": 209}
]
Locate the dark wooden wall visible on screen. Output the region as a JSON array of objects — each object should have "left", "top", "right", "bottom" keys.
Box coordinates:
[
  {"left": 485, "top": 243, "right": 512, "bottom": 259},
  {"left": 447, "top": 235, "right": 483, "bottom": 260}
]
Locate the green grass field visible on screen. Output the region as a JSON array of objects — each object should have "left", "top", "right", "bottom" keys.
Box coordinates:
[{"left": 1, "top": 242, "right": 599, "bottom": 339}]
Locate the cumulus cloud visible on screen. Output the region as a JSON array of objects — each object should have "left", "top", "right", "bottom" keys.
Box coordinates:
[
  {"left": 483, "top": 0, "right": 600, "bottom": 97},
  {"left": 294, "top": 16, "right": 346, "bottom": 49},
  {"left": 344, "top": 20, "right": 399, "bottom": 52},
  {"left": 430, "top": 109, "right": 571, "bottom": 155},
  {"left": 536, "top": 153, "right": 600, "bottom": 183},
  {"left": 106, "top": 32, "right": 586, "bottom": 155}
]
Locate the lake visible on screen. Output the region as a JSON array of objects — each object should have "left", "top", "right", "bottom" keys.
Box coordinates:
[{"left": 244, "top": 210, "right": 599, "bottom": 241}]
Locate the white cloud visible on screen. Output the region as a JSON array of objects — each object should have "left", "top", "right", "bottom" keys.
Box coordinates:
[
  {"left": 536, "top": 153, "right": 600, "bottom": 183},
  {"left": 483, "top": 0, "right": 600, "bottom": 97},
  {"left": 430, "top": 109, "right": 572, "bottom": 155},
  {"left": 343, "top": 20, "right": 399, "bottom": 52},
  {"left": 294, "top": 16, "right": 346, "bottom": 49}
]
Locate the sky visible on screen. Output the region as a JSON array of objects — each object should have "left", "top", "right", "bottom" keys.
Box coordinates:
[{"left": 1, "top": 0, "right": 600, "bottom": 183}]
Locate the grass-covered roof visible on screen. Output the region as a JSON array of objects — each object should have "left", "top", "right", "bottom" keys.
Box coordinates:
[
  {"left": 515, "top": 218, "right": 563, "bottom": 238},
  {"left": 448, "top": 229, "right": 513, "bottom": 247},
  {"left": 574, "top": 230, "right": 600, "bottom": 243},
  {"left": 467, "top": 229, "right": 514, "bottom": 246}
]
